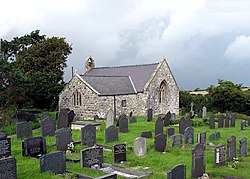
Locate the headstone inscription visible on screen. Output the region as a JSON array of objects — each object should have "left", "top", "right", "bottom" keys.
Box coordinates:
[
  {"left": 167, "top": 128, "right": 175, "bottom": 137},
  {"left": 81, "top": 124, "right": 96, "bottom": 147},
  {"left": 209, "top": 114, "right": 215, "bottom": 129},
  {"left": 81, "top": 147, "right": 103, "bottom": 168},
  {"left": 147, "top": 108, "right": 153, "bottom": 122},
  {"left": 22, "top": 136, "right": 46, "bottom": 158},
  {"left": 119, "top": 114, "right": 128, "bottom": 133},
  {"left": 230, "top": 114, "right": 236, "bottom": 127},
  {"left": 0, "top": 157, "right": 17, "bottom": 179},
  {"left": 218, "top": 114, "right": 224, "bottom": 128},
  {"left": 154, "top": 133, "right": 166, "bottom": 152},
  {"left": 129, "top": 117, "right": 137, "bottom": 123},
  {"left": 40, "top": 151, "right": 66, "bottom": 174},
  {"left": 113, "top": 144, "right": 126, "bottom": 163},
  {"left": 55, "top": 128, "right": 72, "bottom": 151},
  {"left": 164, "top": 111, "right": 171, "bottom": 126},
  {"left": 41, "top": 116, "right": 56, "bottom": 137},
  {"left": 0, "top": 137, "right": 11, "bottom": 158},
  {"left": 241, "top": 120, "right": 246, "bottom": 130},
  {"left": 214, "top": 144, "right": 226, "bottom": 167},
  {"left": 202, "top": 106, "right": 207, "bottom": 118},
  {"left": 170, "top": 134, "right": 184, "bottom": 148},
  {"left": 240, "top": 137, "right": 247, "bottom": 157},
  {"left": 106, "top": 108, "right": 114, "bottom": 129},
  {"left": 134, "top": 137, "right": 147, "bottom": 157},
  {"left": 167, "top": 164, "right": 186, "bottom": 179},
  {"left": 227, "top": 136, "right": 236, "bottom": 162},
  {"left": 16, "top": 121, "right": 32, "bottom": 139},
  {"left": 197, "top": 132, "right": 206, "bottom": 147},
  {"left": 105, "top": 125, "right": 118, "bottom": 143},
  {"left": 179, "top": 117, "right": 191, "bottom": 134},
  {"left": 57, "top": 108, "right": 70, "bottom": 129},
  {"left": 184, "top": 127, "right": 194, "bottom": 144},
  {"left": 155, "top": 116, "right": 163, "bottom": 136},
  {"left": 192, "top": 143, "right": 205, "bottom": 178},
  {"left": 141, "top": 131, "right": 152, "bottom": 138}
]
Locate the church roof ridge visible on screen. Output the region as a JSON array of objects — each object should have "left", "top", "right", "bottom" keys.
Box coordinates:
[{"left": 92, "top": 62, "right": 159, "bottom": 69}]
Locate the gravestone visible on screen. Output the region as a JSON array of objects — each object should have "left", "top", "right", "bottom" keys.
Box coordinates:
[
  {"left": 105, "top": 125, "right": 118, "bottom": 143},
  {"left": 241, "top": 120, "right": 246, "bottom": 130},
  {"left": 197, "top": 132, "right": 206, "bottom": 147},
  {"left": 170, "top": 134, "right": 184, "bottom": 148},
  {"left": 155, "top": 116, "right": 163, "bottom": 136},
  {"left": 147, "top": 108, "right": 153, "bottom": 122},
  {"left": 181, "top": 107, "right": 186, "bottom": 115},
  {"left": 227, "top": 136, "right": 236, "bottom": 162},
  {"left": 209, "top": 114, "right": 215, "bottom": 129},
  {"left": 186, "top": 115, "right": 191, "bottom": 121},
  {"left": 22, "top": 136, "right": 46, "bottom": 158},
  {"left": 224, "top": 117, "right": 229, "bottom": 128},
  {"left": 179, "top": 117, "right": 191, "bottom": 134},
  {"left": 154, "top": 133, "right": 166, "bottom": 152},
  {"left": 216, "top": 132, "right": 221, "bottom": 139},
  {"left": 129, "top": 117, "right": 137, "bottom": 123},
  {"left": 202, "top": 106, "right": 207, "bottom": 118},
  {"left": 119, "top": 114, "right": 128, "bottom": 133},
  {"left": 197, "top": 110, "right": 202, "bottom": 118},
  {"left": 0, "top": 157, "right": 17, "bottom": 179},
  {"left": 0, "top": 131, "right": 7, "bottom": 139},
  {"left": 141, "top": 131, "right": 152, "bottom": 138},
  {"left": 167, "top": 164, "right": 186, "bottom": 179},
  {"left": 167, "top": 128, "right": 175, "bottom": 137},
  {"left": 106, "top": 108, "right": 114, "bottom": 129},
  {"left": 218, "top": 114, "right": 224, "bottom": 128},
  {"left": 68, "top": 110, "right": 76, "bottom": 126},
  {"left": 81, "top": 124, "right": 96, "bottom": 147},
  {"left": 41, "top": 116, "right": 56, "bottom": 137},
  {"left": 239, "top": 137, "right": 247, "bottom": 157},
  {"left": 113, "top": 144, "right": 126, "bottom": 163},
  {"left": 230, "top": 114, "right": 236, "bottom": 127},
  {"left": 40, "top": 151, "right": 66, "bottom": 174},
  {"left": 41, "top": 112, "right": 51, "bottom": 120},
  {"left": 57, "top": 108, "right": 70, "bottom": 129},
  {"left": 248, "top": 118, "right": 250, "bottom": 126},
  {"left": 0, "top": 138, "right": 11, "bottom": 158},
  {"left": 164, "top": 111, "right": 171, "bottom": 126},
  {"left": 192, "top": 143, "right": 205, "bottom": 178},
  {"left": 184, "top": 127, "right": 194, "bottom": 144},
  {"left": 55, "top": 128, "right": 72, "bottom": 151},
  {"left": 134, "top": 137, "right": 147, "bottom": 157},
  {"left": 81, "top": 147, "right": 103, "bottom": 168},
  {"left": 16, "top": 121, "right": 32, "bottom": 139},
  {"left": 214, "top": 144, "right": 226, "bottom": 167},
  {"left": 209, "top": 133, "right": 216, "bottom": 141}
]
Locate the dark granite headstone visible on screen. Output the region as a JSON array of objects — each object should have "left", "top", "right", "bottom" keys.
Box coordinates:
[
  {"left": 215, "top": 144, "right": 226, "bottom": 167},
  {"left": 184, "top": 127, "right": 194, "bottom": 144},
  {"left": 154, "top": 133, "right": 166, "bottom": 152},
  {"left": 105, "top": 125, "right": 118, "bottom": 143},
  {"left": 197, "top": 132, "right": 206, "bottom": 147},
  {"left": 241, "top": 120, "right": 246, "bottom": 130},
  {"left": 68, "top": 110, "right": 76, "bottom": 126},
  {"left": 16, "top": 121, "right": 32, "bottom": 139},
  {"left": 198, "top": 110, "right": 202, "bottom": 118},
  {"left": 81, "top": 147, "right": 103, "bottom": 168},
  {"left": 55, "top": 128, "right": 72, "bottom": 151},
  {"left": 224, "top": 117, "right": 229, "bottom": 128},
  {"left": 41, "top": 112, "right": 51, "bottom": 120},
  {"left": 22, "top": 136, "right": 46, "bottom": 158},
  {"left": 40, "top": 151, "right": 66, "bottom": 174},
  {"left": 179, "top": 117, "right": 191, "bottom": 134},
  {"left": 164, "top": 111, "right": 171, "bottom": 126},
  {"left": 41, "top": 116, "right": 56, "bottom": 137},
  {"left": 218, "top": 114, "right": 224, "bottom": 128},
  {"left": 0, "top": 157, "right": 17, "bottom": 179},
  {"left": 155, "top": 116, "right": 163, "bottom": 136},
  {"left": 248, "top": 118, "right": 250, "bottom": 126},
  {"left": 81, "top": 124, "right": 96, "bottom": 147},
  {"left": 230, "top": 114, "right": 236, "bottom": 127},
  {"left": 57, "top": 108, "right": 70, "bottom": 129},
  {"left": 239, "top": 137, "right": 247, "bottom": 157},
  {"left": 209, "top": 114, "right": 215, "bottom": 129},
  {"left": 167, "top": 164, "right": 186, "bottom": 179},
  {"left": 129, "top": 117, "right": 137, "bottom": 123},
  {"left": 192, "top": 143, "right": 205, "bottom": 178},
  {"left": 113, "top": 144, "right": 126, "bottom": 163},
  {"left": 147, "top": 108, "right": 153, "bottom": 122},
  {"left": 227, "top": 136, "right": 236, "bottom": 162},
  {"left": 0, "top": 131, "right": 7, "bottom": 139},
  {"left": 181, "top": 107, "right": 186, "bottom": 115},
  {"left": 167, "top": 128, "right": 175, "bottom": 137},
  {"left": 119, "top": 114, "right": 128, "bottom": 133},
  {"left": 141, "top": 131, "right": 152, "bottom": 138},
  {"left": 170, "top": 134, "right": 184, "bottom": 148},
  {"left": 0, "top": 138, "right": 11, "bottom": 158}
]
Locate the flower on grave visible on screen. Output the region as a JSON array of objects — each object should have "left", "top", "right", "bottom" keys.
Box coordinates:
[{"left": 67, "top": 142, "right": 74, "bottom": 151}]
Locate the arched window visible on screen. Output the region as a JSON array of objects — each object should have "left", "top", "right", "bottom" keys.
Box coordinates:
[
  {"left": 159, "top": 80, "right": 168, "bottom": 104},
  {"left": 73, "top": 91, "right": 82, "bottom": 106}
]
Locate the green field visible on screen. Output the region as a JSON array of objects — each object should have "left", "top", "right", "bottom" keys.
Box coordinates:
[{"left": 2, "top": 114, "right": 250, "bottom": 179}]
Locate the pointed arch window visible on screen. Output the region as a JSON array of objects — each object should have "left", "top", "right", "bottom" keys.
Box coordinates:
[
  {"left": 159, "top": 80, "right": 168, "bottom": 104},
  {"left": 73, "top": 90, "right": 82, "bottom": 106}
]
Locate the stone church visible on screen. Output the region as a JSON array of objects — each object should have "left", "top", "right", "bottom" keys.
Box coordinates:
[{"left": 59, "top": 56, "right": 179, "bottom": 119}]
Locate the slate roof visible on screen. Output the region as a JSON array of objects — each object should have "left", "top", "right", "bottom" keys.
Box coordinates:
[
  {"left": 80, "top": 75, "right": 137, "bottom": 96},
  {"left": 84, "top": 63, "right": 159, "bottom": 92}
]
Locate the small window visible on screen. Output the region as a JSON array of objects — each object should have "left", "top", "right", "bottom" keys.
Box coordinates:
[
  {"left": 73, "top": 90, "right": 82, "bottom": 106},
  {"left": 122, "top": 100, "right": 126, "bottom": 107}
]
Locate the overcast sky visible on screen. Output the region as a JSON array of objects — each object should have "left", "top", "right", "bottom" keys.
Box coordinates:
[{"left": 1, "top": 0, "right": 250, "bottom": 90}]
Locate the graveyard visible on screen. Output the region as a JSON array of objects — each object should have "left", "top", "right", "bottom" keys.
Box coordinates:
[{"left": 1, "top": 110, "right": 250, "bottom": 179}]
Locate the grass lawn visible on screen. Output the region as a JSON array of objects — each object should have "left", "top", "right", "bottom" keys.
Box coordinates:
[{"left": 2, "top": 114, "right": 250, "bottom": 179}]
